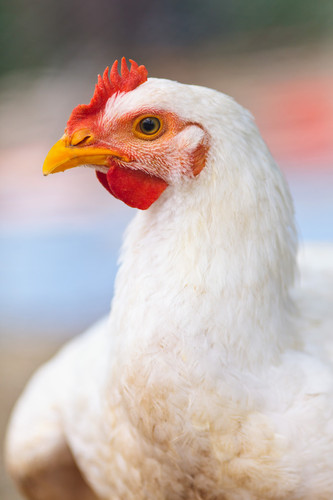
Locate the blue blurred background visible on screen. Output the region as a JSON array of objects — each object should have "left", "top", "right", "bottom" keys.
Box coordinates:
[
  {"left": 1, "top": 0, "right": 333, "bottom": 339},
  {"left": 0, "top": 0, "right": 332, "bottom": 338},
  {"left": 0, "top": 2, "right": 332, "bottom": 497}
]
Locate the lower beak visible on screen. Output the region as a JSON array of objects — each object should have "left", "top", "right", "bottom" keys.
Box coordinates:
[{"left": 43, "top": 135, "right": 126, "bottom": 176}]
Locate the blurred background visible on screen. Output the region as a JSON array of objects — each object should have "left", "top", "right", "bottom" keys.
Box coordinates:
[{"left": 1, "top": 1, "right": 332, "bottom": 497}]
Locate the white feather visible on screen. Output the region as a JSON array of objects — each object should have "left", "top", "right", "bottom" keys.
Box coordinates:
[{"left": 6, "top": 78, "right": 333, "bottom": 500}]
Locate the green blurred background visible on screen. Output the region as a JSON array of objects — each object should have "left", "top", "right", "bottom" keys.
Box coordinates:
[
  {"left": 1, "top": 0, "right": 333, "bottom": 75},
  {"left": 1, "top": 1, "right": 333, "bottom": 498}
]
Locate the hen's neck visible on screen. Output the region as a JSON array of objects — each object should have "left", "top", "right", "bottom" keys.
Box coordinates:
[{"left": 111, "top": 151, "right": 298, "bottom": 371}]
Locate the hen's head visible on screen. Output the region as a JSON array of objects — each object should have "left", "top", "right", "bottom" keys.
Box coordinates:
[{"left": 43, "top": 58, "right": 209, "bottom": 209}]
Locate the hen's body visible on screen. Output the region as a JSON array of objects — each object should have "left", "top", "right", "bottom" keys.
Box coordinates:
[
  {"left": 7, "top": 239, "right": 333, "bottom": 500},
  {"left": 5, "top": 70, "right": 333, "bottom": 500}
]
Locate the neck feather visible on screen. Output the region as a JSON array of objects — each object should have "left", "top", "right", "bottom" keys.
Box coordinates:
[{"left": 110, "top": 125, "right": 298, "bottom": 371}]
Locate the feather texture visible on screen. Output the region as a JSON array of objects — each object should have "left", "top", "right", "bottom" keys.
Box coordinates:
[{"left": 5, "top": 73, "right": 333, "bottom": 500}]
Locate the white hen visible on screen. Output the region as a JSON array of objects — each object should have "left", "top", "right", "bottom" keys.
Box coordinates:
[{"left": 5, "top": 59, "right": 333, "bottom": 500}]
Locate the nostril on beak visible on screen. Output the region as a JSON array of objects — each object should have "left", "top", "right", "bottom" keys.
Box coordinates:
[
  {"left": 70, "top": 129, "right": 94, "bottom": 147},
  {"left": 74, "top": 136, "right": 92, "bottom": 146}
]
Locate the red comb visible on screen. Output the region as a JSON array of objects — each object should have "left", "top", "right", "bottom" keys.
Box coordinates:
[{"left": 67, "top": 58, "right": 148, "bottom": 130}]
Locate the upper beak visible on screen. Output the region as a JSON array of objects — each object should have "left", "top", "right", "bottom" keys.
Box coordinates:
[{"left": 43, "top": 131, "right": 128, "bottom": 176}]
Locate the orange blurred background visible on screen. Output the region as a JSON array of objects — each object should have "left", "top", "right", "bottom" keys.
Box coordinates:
[
  {"left": 0, "top": 3, "right": 332, "bottom": 496},
  {"left": 1, "top": 45, "right": 332, "bottom": 337}
]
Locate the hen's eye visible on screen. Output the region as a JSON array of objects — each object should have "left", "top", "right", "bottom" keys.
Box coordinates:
[
  {"left": 133, "top": 115, "right": 163, "bottom": 140},
  {"left": 139, "top": 117, "right": 161, "bottom": 135}
]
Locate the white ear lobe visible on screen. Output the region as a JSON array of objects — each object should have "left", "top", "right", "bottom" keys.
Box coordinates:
[
  {"left": 172, "top": 125, "right": 208, "bottom": 178},
  {"left": 163, "top": 124, "right": 208, "bottom": 182},
  {"left": 173, "top": 125, "right": 206, "bottom": 153}
]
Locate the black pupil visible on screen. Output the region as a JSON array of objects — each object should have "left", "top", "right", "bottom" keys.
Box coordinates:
[{"left": 141, "top": 118, "right": 158, "bottom": 133}]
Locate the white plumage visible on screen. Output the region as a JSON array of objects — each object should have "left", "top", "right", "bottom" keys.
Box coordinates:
[{"left": 5, "top": 74, "right": 333, "bottom": 500}]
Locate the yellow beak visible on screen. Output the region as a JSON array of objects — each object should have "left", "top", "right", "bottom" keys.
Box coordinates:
[{"left": 43, "top": 132, "right": 127, "bottom": 176}]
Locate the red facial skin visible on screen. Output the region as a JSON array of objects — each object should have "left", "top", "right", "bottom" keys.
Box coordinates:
[
  {"left": 64, "top": 60, "right": 207, "bottom": 210},
  {"left": 67, "top": 108, "right": 208, "bottom": 210}
]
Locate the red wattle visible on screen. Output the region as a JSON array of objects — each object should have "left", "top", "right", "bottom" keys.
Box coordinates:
[{"left": 96, "top": 164, "right": 168, "bottom": 210}]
